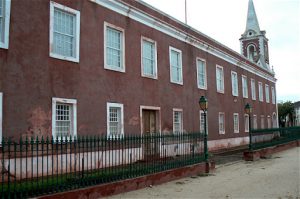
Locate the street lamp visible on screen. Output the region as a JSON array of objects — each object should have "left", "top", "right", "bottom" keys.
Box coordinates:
[
  {"left": 244, "top": 103, "right": 252, "bottom": 150},
  {"left": 199, "top": 96, "right": 208, "bottom": 161}
]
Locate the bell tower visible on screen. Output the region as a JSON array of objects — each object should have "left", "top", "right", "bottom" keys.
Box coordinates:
[{"left": 240, "top": 0, "right": 270, "bottom": 69}]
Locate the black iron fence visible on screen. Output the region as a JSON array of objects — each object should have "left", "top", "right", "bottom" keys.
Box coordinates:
[
  {"left": 0, "top": 132, "right": 205, "bottom": 198},
  {"left": 249, "top": 126, "right": 300, "bottom": 150}
]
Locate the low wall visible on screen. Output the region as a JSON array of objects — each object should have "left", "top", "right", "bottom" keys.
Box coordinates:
[
  {"left": 243, "top": 140, "right": 300, "bottom": 161},
  {"left": 37, "top": 161, "right": 214, "bottom": 199}
]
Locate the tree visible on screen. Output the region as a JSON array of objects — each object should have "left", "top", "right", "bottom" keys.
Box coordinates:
[{"left": 278, "top": 101, "right": 294, "bottom": 127}]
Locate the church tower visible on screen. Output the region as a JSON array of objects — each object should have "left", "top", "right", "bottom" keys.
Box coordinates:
[{"left": 240, "top": 0, "right": 270, "bottom": 70}]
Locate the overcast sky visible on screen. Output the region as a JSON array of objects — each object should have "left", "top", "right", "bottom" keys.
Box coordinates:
[{"left": 142, "top": 0, "right": 300, "bottom": 102}]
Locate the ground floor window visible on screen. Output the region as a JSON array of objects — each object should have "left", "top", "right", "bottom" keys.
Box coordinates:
[
  {"left": 200, "top": 110, "right": 207, "bottom": 134},
  {"left": 107, "top": 102, "right": 124, "bottom": 138},
  {"left": 253, "top": 115, "right": 257, "bottom": 129},
  {"left": 261, "top": 115, "right": 265, "bottom": 129},
  {"left": 233, "top": 113, "right": 239, "bottom": 133},
  {"left": 0, "top": 92, "right": 2, "bottom": 143},
  {"left": 219, "top": 112, "right": 225, "bottom": 134},
  {"left": 52, "top": 97, "right": 77, "bottom": 139},
  {"left": 173, "top": 109, "right": 183, "bottom": 134},
  {"left": 244, "top": 114, "right": 249, "bottom": 132}
]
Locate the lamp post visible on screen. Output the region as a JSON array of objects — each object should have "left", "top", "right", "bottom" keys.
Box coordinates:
[
  {"left": 244, "top": 103, "right": 252, "bottom": 150},
  {"left": 199, "top": 96, "right": 208, "bottom": 161}
]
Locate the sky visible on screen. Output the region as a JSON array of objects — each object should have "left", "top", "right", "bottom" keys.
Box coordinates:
[{"left": 142, "top": 0, "right": 300, "bottom": 102}]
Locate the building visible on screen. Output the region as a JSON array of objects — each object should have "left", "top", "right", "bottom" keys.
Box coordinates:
[
  {"left": 0, "top": 0, "right": 277, "bottom": 151},
  {"left": 294, "top": 101, "right": 300, "bottom": 126}
]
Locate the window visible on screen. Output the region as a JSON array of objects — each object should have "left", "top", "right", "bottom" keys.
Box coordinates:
[
  {"left": 216, "top": 65, "right": 224, "bottom": 93},
  {"left": 173, "top": 109, "right": 183, "bottom": 134},
  {"left": 251, "top": 79, "right": 256, "bottom": 100},
  {"left": 233, "top": 113, "right": 239, "bottom": 133},
  {"left": 272, "top": 113, "right": 277, "bottom": 128},
  {"left": 200, "top": 110, "right": 207, "bottom": 134},
  {"left": 253, "top": 115, "right": 257, "bottom": 129},
  {"left": 169, "top": 47, "right": 183, "bottom": 84},
  {"left": 52, "top": 98, "right": 77, "bottom": 139},
  {"left": 231, "top": 71, "right": 238, "bottom": 96},
  {"left": 0, "top": 92, "right": 2, "bottom": 143},
  {"left": 242, "top": 75, "right": 248, "bottom": 98},
  {"left": 271, "top": 87, "right": 276, "bottom": 104},
  {"left": 0, "top": 0, "right": 11, "bottom": 49},
  {"left": 141, "top": 37, "right": 157, "bottom": 78},
  {"left": 197, "top": 58, "right": 207, "bottom": 89},
  {"left": 261, "top": 115, "right": 265, "bottom": 129},
  {"left": 104, "top": 23, "right": 125, "bottom": 72},
  {"left": 219, "top": 112, "right": 225, "bottom": 134},
  {"left": 258, "top": 82, "right": 264, "bottom": 102},
  {"left": 265, "top": 84, "right": 270, "bottom": 103},
  {"left": 107, "top": 103, "right": 124, "bottom": 138},
  {"left": 50, "top": 1, "right": 80, "bottom": 62},
  {"left": 244, "top": 114, "right": 250, "bottom": 132},
  {"left": 267, "top": 116, "right": 271, "bottom": 128}
]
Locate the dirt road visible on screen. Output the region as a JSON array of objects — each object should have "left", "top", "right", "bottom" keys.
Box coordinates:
[{"left": 107, "top": 147, "right": 300, "bottom": 198}]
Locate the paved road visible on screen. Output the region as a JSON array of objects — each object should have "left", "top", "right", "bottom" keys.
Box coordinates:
[{"left": 107, "top": 147, "right": 300, "bottom": 199}]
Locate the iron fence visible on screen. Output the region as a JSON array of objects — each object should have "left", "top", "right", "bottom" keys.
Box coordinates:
[
  {"left": 249, "top": 126, "right": 300, "bottom": 150},
  {"left": 0, "top": 132, "right": 205, "bottom": 198}
]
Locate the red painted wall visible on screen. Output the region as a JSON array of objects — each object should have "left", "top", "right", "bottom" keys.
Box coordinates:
[{"left": 0, "top": 0, "right": 277, "bottom": 141}]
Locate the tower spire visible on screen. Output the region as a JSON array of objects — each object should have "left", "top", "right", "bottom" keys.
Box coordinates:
[{"left": 245, "top": 0, "right": 260, "bottom": 34}]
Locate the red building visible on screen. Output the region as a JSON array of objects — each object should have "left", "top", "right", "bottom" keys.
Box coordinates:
[{"left": 0, "top": 0, "right": 277, "bottom": 151}]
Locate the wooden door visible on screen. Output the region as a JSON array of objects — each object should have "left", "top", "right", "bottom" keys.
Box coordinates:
[{"left": 142, "top": 110, "right": 159, "bottom": 159}]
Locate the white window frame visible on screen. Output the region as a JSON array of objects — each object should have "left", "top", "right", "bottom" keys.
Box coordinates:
[
  {"left": 104, "top": 22, "right": 125, "bottom": 72},
  {"left": 0, "top": 0, "right": 11, "bottom": 49},
  {"left": 231, "top": 71, "right": 238, "bottom": 96},
  {"left": 242, "top": 75, "right": 248, "bottom": 98},
  {"left": 196, "top": 58, "right": 207, "bottom": 90},
  {"left": 233, "top": 113, "right": 239, "bottom": 133},
  {"left": 107, "top": 102, "right": 124, "bottom": 139},
  {"left": 261, "top": 115, "right": 265, "bottom": 129},
  {"left": 219, "top": 112, "right": 225, "bottom": 134},
  {"left": 199, "top": 110, "right": 208, "bottom": 134},
  {"left": 258, "top": 82, "right": 264, "bottom": 102},
  {"left": 141, "top": 36, "right": 157, "bottom": 79},
  {"left": 251, "top": 78, "right": 256, "bottom": 100},
  {"left": 216, "top": 65, "right": 224, "bottom": 93},
  {"left": 253, "top": 115, "right": 257, "bottom": 129},
  {"left": 244, "top": 114, "right": 250, "bottom": 132},
  {"left": 49, "top": 1, "right": 81, "bottom": 63},
  {"left": 271, "top": 87, "right": 276, "bottom": 104},
  {"left": 52, "top": 97, "right": 77, "bottom": 140},
  {"left": 173, "top": 108, "right": 183, "bottom": 134},
  {"left": 267, "top": 115, "right": 271, "bottom": 128},
  {"left": 169, "top": 46, "right": 183, "bottom": 85},
  {"left": 265, "top": 84, "right": 270, "bottom": 103},
  {"left": 0, "top": 92, "right": 2, "bottom": 143}
]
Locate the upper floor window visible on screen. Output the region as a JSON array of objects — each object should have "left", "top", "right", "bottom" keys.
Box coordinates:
[
  {"left": 219, "top": 112, "right": 225, "bottom": 134},
  {"left": 197, "top": 58, "right": 207, "bottom": 89},
  {"left": 107, "top": 103, "right": 124, "bottom": 138},
  {"left": 258, "top": 82, "right": 264, "bottom": 102},
  {"left": 231, "top": 71, "right": 238, "bottom": 96},
  {"left": 169, "top": 47, "right": 183, "bottom": 84},
  {"left": 0, "top": 0, "right": 11, "bottom": 49},
  {"left": 216, "top": 65, "right": 224, "bottom": 93},
  {"left": 242, "top": 75, "right": 248, "bottom": 98},
  {"left": 265, "top": 84, "right": 270, "bottom": 103},
  {"left": 104, "top": 22, "right": 125, "bottom": 72},
  {"left": 233, "top": 113, "right": 239, "bottom": 133},
  {"left": 52, "top": 97, "right": 77, "bottom": 139},
  {"left": 251, "top": 79, "right": 256, "bottom": 100},
  {"left": 50, "top": 1, "right": 80, "bottom": 62},
  {"left": 141, "top": 37, "right": 157, "bottom": 78},
  {"left": 271, "top": 87, "right": 276, "bottom": 104},
  {"left": 173, "top": 109, "right": 183, "bottom": 134}
]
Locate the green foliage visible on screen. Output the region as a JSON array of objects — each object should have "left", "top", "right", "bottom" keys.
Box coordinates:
[{"left": 278, "top": 101, "right": 294, "bottom": 126}]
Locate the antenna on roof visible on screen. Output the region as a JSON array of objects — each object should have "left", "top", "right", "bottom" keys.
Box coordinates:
[{"left": 185, "top": 0, "right": 187, "bottom": 24}]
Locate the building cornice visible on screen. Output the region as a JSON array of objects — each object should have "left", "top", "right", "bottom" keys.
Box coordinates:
[{"left": 90, "top": 0, "right": 276, "bottom": 83}]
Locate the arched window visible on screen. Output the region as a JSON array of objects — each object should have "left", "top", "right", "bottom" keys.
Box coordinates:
[{"left": 247, "top": 44, "right": 257, "bottom": 61}]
